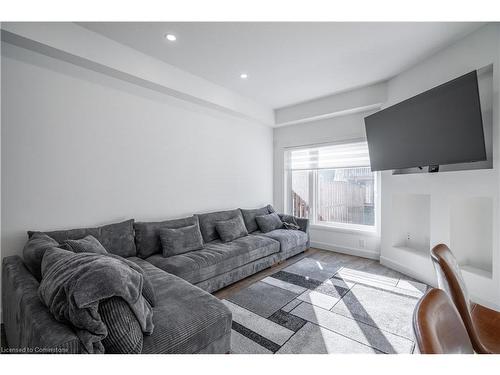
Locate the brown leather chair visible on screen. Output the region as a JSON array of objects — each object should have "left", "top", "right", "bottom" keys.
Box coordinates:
[
  {"left": 413, "top": 288, "right": 474, "bottom": 354},
  {"left": 431, "top": 244, "right": 500, "bottom": 354}
]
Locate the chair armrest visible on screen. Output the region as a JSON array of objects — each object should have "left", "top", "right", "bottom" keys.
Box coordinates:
[{"left": 2, "top": 256, "right": 83, "bottom": 353}]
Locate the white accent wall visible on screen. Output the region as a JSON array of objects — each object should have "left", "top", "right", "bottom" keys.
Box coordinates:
[
  {"left": 380, "top": 24, "right": 500, "bottom": 309},
  {"left": 273, "top": 23, "right": 500, "bottom": 309},
  {"left": 1, "top": 41, "right": 274, "bottom": 260}
]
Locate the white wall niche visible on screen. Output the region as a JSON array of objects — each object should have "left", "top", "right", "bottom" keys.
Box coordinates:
[
  {"left": 450, "top": 196, "right": 493, "bottom": 277},
  {"left": 391, "top": 193, "right": 431, "bottom": 255}
]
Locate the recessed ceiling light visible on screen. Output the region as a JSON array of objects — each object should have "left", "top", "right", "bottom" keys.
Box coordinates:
[
  {"left": 240, "top": 73, "right": 248, "bottom": 79},
  {"left": 165, "top": 34, "right": 177, "bottom": 42}
]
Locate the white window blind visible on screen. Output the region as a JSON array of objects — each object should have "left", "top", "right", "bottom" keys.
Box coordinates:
[{"left": 286, "top": 141, "right": 370, "bottom": 170}]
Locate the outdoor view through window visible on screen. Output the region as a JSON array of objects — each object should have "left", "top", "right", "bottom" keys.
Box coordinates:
[{"left": 287, "top": 142, "right": 375, "bottom": 228}]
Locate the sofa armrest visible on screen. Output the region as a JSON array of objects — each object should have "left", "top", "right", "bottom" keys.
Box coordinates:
[
  {"left": 294, "top": 217, "right": 310, "bottom": 234},
  {"left": 278, "top": 214, "right": 310, "bottom": 234},
  {"left": 2, "top": 256, "right": 83, "bottom": 353}
]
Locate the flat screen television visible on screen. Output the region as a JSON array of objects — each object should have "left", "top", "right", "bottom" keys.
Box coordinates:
[{"left": 364, "top": 70, "right": 486, "bottom": 172}]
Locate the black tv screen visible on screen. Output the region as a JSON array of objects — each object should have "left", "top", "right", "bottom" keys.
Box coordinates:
[{"left": 364, "top": 71, "right": 486, "bottom": 172}]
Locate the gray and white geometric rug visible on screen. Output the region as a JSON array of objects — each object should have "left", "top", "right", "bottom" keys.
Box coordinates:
[{"left": 222, "top": 251, "right": 428, "bottom": 354}]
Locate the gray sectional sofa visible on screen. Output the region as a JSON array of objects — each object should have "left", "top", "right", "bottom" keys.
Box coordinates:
[{"left": 2, "top": 205, "right": 309, "bottom": 354}]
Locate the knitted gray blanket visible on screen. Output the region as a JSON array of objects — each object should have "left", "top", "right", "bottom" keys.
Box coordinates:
[{"left": 39, "top": 248, "right": 154, "bottom": 353}]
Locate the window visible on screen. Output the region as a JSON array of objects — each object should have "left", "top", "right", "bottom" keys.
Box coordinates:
[
  {"left": 285, "top": 141, "right": 376, "bottom": 230},
  {"left": 291, "top": 170, "right": 311, "bottom": 219}
]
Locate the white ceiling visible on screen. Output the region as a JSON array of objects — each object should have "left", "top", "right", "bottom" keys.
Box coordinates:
[{"left": 79, "top": 22, "right": 484, "bottom": 109}]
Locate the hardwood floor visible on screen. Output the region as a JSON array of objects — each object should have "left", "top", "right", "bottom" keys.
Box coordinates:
[{"left": 214, "top": 248, "right": 322, "bottom": 300}]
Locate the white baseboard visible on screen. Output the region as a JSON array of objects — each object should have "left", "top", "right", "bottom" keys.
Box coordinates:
[
  {"left": 379, "top": 256, "right": 434, "bottom": 286},
  {"left": 381, "top": 256, "right": 500, "bottom": 310},
  {"left": 311, "top": 241, "right": 380, "bottom": 260}
]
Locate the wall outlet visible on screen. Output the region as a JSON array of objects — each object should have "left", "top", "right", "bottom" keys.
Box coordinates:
[{"left": 358, "top": 239, "right": 365, "bottom": 249}]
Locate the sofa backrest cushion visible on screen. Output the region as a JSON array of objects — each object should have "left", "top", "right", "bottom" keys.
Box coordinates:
[
  {"left": 196, "top": 209, "right": 242, "bottom": 242},
  {"left": 28, "top": 219, "right": 136, "bottom": 258},
  {"left": 23, "top": 232, "right": 60, "bottom": 281},
  {"left": 159, "top": 224, "right": 204, "bottom": 257},
  {"left": 134, "top": 216, "right": 198, "bottom": 259},
  {"left": 215, "top": 215, "right": 249, "bottom": 242},
  {"left": 240, "top": 205, "right": 275, "bottom": 233},
  {"left": 256, "top": 212, "right": 284, "bottom": 233}
]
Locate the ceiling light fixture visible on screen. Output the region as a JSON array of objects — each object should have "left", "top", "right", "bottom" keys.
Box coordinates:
[
  {"left": 240, "top": 73, "right": 248, "bottom": 79},
  {"left": 165, "top": 34, "right": 177, "bottom": 42}
]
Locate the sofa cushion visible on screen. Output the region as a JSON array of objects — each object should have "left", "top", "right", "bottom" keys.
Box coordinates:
[
  {"left": 256, "top": 212, "right": 284, "bottom": 233},
  {"left": 98, "top": 297, "right": 143, "bottom": 354},
  {"left": 240, "top": 205, "right": 274, "bottom": 233},
  {"left": 159, "top": 224, "right": 204, "bottom": 257},
  {"left": 215, "top": 216, "right": 248, "bottom": 243},
  {"left": 127, "top": 258, "right": 232, "bottom": 354},
  {"left": 134, "top": 216, "right": 198, "bottom": 259},
  {"left": 145, "top": 234, "right": 280, "bottom": 284},
  {"left": 22, "top": 232, "right": 60, "bottom": 281},
  {"left": 28, "top": 219, "right": 136, "bottom": 258},
  {"left": 63, "top": 235, "right": 108, "bottom": 255},
  {"left": 260, "top": 229, "right": 309, "bottom": 253},
  {"left": 196, "top": 209, "right": 242, "bottom": 242}
]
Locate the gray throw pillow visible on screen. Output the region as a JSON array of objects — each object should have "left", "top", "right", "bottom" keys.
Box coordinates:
[
  {"left": 63, "top": 235, "right": 108, "bottom": 254},
  {"left": 255, "top": 213, "right": 284, "bottom": 233},
  {"left": 215, "top": 216, "right": 249, "bottom": 242},
  {"left": 134, "top": 216, "right": 199, "bottom": 258},
  {"left": 196, "top": 209, "right": 242, "bottom": 242},
  {"left": 99, "top": 297, "right": 143, "bottom": 353},
  {"left": 240, "top": 205, "right": 275, "bottom": 233},
  {"left": 159, "top": 224, "right": 204, "bottom": 257},
  {"left": 22, "top": 232, "right": 60, "bottom": 281}
]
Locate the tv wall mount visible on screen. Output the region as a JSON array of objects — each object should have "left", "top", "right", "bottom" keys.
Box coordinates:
[{"left": 417, "top": 165, "right": 440, "bottom": 173}]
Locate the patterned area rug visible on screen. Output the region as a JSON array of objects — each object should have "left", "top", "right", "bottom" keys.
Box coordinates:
[{"left": 222, "top": 252, "right": 428, "bottom": 354}]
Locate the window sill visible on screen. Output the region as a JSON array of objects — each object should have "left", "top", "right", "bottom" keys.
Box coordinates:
[{"left": 310, "top": 223, "right": 379, "bottom": 237}]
